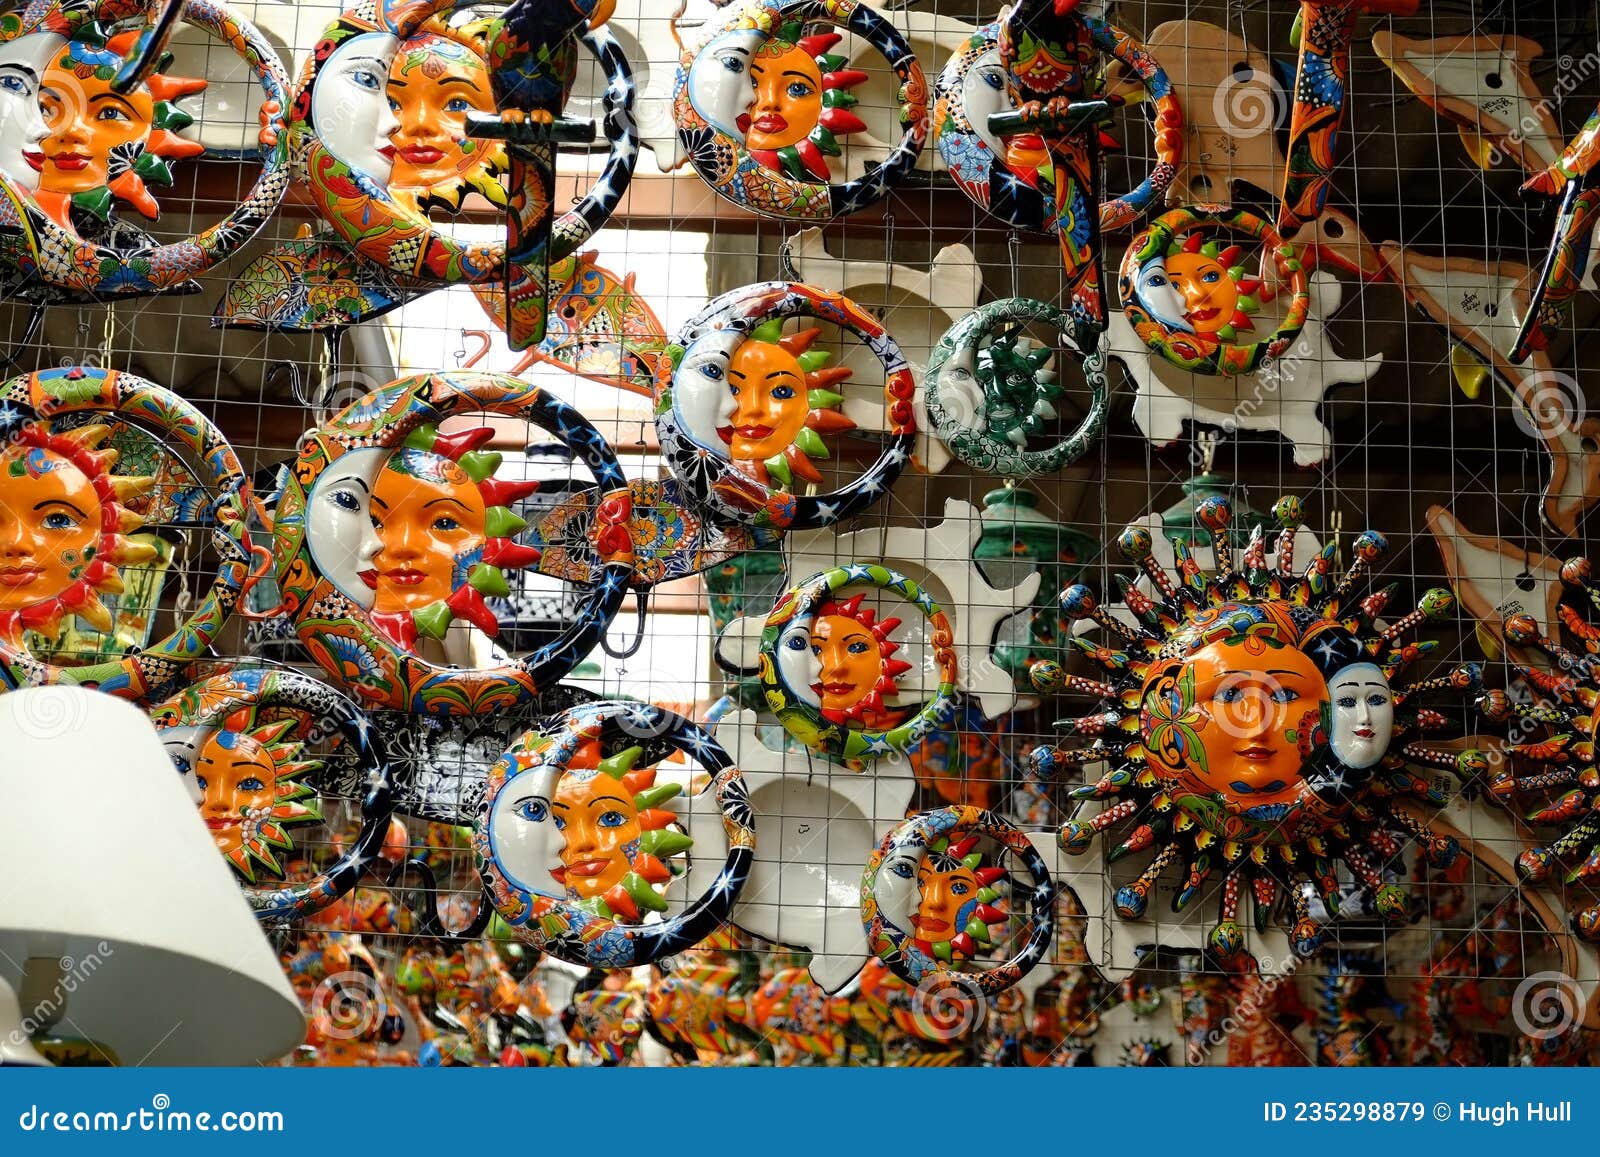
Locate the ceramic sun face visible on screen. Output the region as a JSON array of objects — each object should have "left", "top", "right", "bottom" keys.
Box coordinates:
[
  {"left": 190, "top": 716, "right": 321, "bottom": 882},
  {"left": 32, "top": 30, "right": 204, "bottom": 228},
  {"left": 1041, "top": 496, "right": 1485, "bottom": 966},
  {"left": 1132, "top": 235, "right": 1261, "bottom": 347},
  {"left": 780, "top": 592, "right": 911, "bottom": 730}
]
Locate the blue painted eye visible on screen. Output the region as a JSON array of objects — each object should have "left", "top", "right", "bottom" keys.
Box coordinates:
[
  {"left": 350, "top": 68, "right": 382, "bottom": 91},
  {"left": 719, "top": 54, "right": 744, "bottom": 74},
  {"left": 1201, "top": 269, "right": 1222, "bottom": 284},
  {"left": 699, "top": 363, "right": 724, "bottom": 382},
  {"left": 432, "top": 516, "right": 461, "bottom": 532},
  {"left": 786, "top": 81, "right": 814, "bottom": 100},
  {"left": 599, "top": 810, "right": 627, "bottom": 828},
  {"left": 553, "top": 815, "right": 566, "bottom": 831},
  {"left": 846, "top": 639, "right": 871, "bottom": 655},
  {"left": 41, "top": 512, "right": 76, "bottom": 530},
  {"left": 770, "top": 384, "right": 795, "bottom": 400},
  {"left": 195, "top": 775, "right": 208, "bottom": 791},
  {"left": 889, "top": 860, "right": 914, "bottom": 879},
  {"left": 979, "top": 66, "right": 1004, "bottom": 91},
  {"left": 239, "top": 776, "right": 266, "bottom": 792},
  {"left": 785, "top": 633, "right": 808, "bottom": 650},
  {"left": 0, "top": 76, "right": 26, "bottom": 96},
  {"left": 1144, "top": 273, "right": 1169, "bottom": 288},
  {"left": 330, "top": 489, "right": 361, "bottom": 512},
  {"left": 1336, "top": 696, "right": 1356, "bottom": 709},
  {"left": 387, "top": 96, "right": 400, "bottom": 113},
  {"left": 516, "top": 799, "right": 549, "bottom": 822},
  {"left": 445, "top": 97, "right": 473, "bottom": 113},
  {"left": 1218, "top": 686, "right": 1242, "bottom": 703},
  {"left": 952, "top": 880, "right": 971, "bottom": 895},
  {"left": 1367, "top": 693, "right": 1388, "bottom": 707},
  {"left": 1271, "top": 687, "right": 1299, "bottom": 703}
]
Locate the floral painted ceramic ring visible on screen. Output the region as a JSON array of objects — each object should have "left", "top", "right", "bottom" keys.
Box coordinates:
[
  {"left": 150, "top": 666, "right": 395, "bottom": 923},
  {"left": 290, "top": 0, "right": 632, "bottom": 289},
  {"left": 272, "top": 371, "right": 632, "bottom": 715},
  {"left": 758, "top": 564, "right": 959, "bottom": 762},
  {"left": 934, "top": 18, "right": 1181, "bottom": 233},
  {"left": 672, "top": 0, "right": 928, "bottom": 220},
  {"left": 1119, "top": 204, "right": 1311, "bottom": 376},
  {"left": 861, "top": 805, "right": 1055, "bottom": 995},
  {"left": 924, "top": 297, "right": 1109, "bottom": 476},
  {"left": 657, "top": 281, "right": 914, "bottom": 531},
  {"left": 0, "top": 366, "right": 256, "bottom": 700},
  {"left": 0, "top": 0, "right": 290, "bottom": 299},
  {"left": 474, "top": 701, "right": 755, "bottom": 968}
]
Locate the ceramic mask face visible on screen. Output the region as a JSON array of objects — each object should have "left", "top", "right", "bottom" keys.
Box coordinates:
[
  {"left": 305, "top": 447, "right": 385, "bottom": 611},
  {"left": 913, "top": 855, "right": 978, "bottom": 943},
  {"left": 38, "top": 42, "right": 155, "bottom": 196},
  {"left": 1327, "top": 662, "right": 1394, "bottom": 769},
  {"left": 1160, "top": 251, "right": 1239, "bottom": 336},
  {"left": 368, "top": 448, "right": 487, "bottom": 615},
  {"left": 720, "top": 333, "right": 810, "bottom": 461},
  {"left": 0, "top": 445, "right": 101, "bottom": 610},
  {"left": 488, "top": 759, "right": 643, "bottom": 903},
  {"left": 1145, "top": 636, "right": 1328, "bottom": 807},
  {"left": 687, "top": 27, "right": 763, "bottom": 139},
  {"left": 195, "top": 729, "right": 274, "bottom": 857},
  {"left": 960, "top": 47, "right": 1011, "bottom": 160},
  {"left": 745, "top": 39, "right": 822, "bottom": 152},
  {"left": 314, "top": 31, "right": 401, "bottom": 185},
  {"left": 808, "top": 612, "right": 879, "bottom": 717},
  {"left": 1134, "top": 257, "right": 1194, "bottom": 334},
  {"left": 0, "top": 33, "right": 61, "bottom": 192},
  {"left": 386, "top": 31, "right": 495, "bottom": 191}
]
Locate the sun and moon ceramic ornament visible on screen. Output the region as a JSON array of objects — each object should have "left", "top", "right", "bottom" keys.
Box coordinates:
[
  {"left": 1120, "top": 205, "right": 1311, "bottom": 377},
  {"left": 272, "top": 372, "right": 633, "bottom": 715},
  {"left": 288, "top": 0, "right": 633, "bottom": 351},
  {"left": 0, "top": 365, "right": 260, "bottom": 700},
  {"left": 656, "top": 281, "right": 913, "bottom": 532},
  {"left": 0, "top": 0, "right": 290, "bottom": 301},
  {"left": 934, "top": 16, "right": 1180, "bottom": 235},
  {"left": 151, "top": 666, "right": 396, "bottom": 923},
  {"left": 672, "top": 0, "right": 927, "bottom": 220},
  {"left": 1476, "top": 558, "right": 1600, "bottom": 942},
  {"left": 1033, "top": 496, "right": 1487, "bottom": 969},
  {"left": 474, "top": 701, "right": 755, "bottom": 969},
  {"left": 924, "top": 297, "right": 1109, "bottom": 477},
  {"left": 862, "top": 806, "right": 1057, "bottom": 998}
]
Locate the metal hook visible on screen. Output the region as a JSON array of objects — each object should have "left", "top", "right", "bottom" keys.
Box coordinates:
[
  {"left": 264, "top": 361, "right": 305, "bottom": 408},
  {"left": 458, "top": 329, "right": 493, "bottom": 369},
  {"left": 601, "top": 592, "right": 649, "bottom": 660},
  {"left": 778, "top": 230, "right": 801, "bottom": 282}
]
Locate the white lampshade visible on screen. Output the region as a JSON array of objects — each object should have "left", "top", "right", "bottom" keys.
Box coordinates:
[{"left": 0, "top": 688, "right": 305, "bottom": 1065}]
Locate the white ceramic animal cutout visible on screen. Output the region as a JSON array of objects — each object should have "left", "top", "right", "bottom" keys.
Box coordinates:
[{"left": 1427, "top": 505, "right": 1565, "bottom": 667}]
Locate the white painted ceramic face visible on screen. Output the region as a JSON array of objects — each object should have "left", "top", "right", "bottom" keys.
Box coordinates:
[
  {"left": 305, "top": 447, "right": 384, "bottom": 611},
  {"left": 0, "top": 33, "right": 60, "bottom": 192},
  {"left": 960, "top": 47, "right": 1010, "bottom": 159},
  {"left": 161, "top": 725, "right": 206, "bottom": 805},
  {"left": 486, "top": 761, "right": 566, "bottom": 901},
  {"left": 687, "top": 27, "right": 761, "bottom": 140},
  {"left": 313, "top": 32, "right": 400, "bottom": 185},
  {"left": 1327, "top": 662, "right": 1394, "bottom": 770},
  {"left": 777, "top": 615, "right": 822, "bottom": 709},
  {"left": 873, "top": 840, "right": 920, "bottom": 936},
  {"left": 672, "top": 327, "right": 739, "bottom": 454},
  {"left": 1134, "top": 258, "right": 1194, "bottom": 333}
]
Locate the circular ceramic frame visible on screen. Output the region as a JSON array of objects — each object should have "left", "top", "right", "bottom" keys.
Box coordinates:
[
  {"left": 290, "top": 0, "right": 635, "bottom": 288},
  {"left": 0, "top": 366, "right": 255, "bottom": 699},
  {"left": 935, "top": 18, "right": 1180, "bottom": 233},
  {"left": 861, "top": 805, "right": 1055, "bottom": 995},
  {"left": 1119, "top": 204, "right": 1311, "bottom": 377},
  {"left": 758, "top": 564, "right": 958, "bottom": 762},
  {"left": 0, "top": 0, "right": 290, "bottom": 298},
  {"left": 924, "top": 296, "right": 1109, "bottom": 476},
  {"left": 273, "top": 372, "right": 631, "bottom": 715},
  {"left": 672, "top": 0, "right": 928, "bottom": 221},
  {"left": 657, "top": 281, "right": 914, "bottom": 531},
  {"left": 150, "top": 666, "right": 395, "bottom": 922},
  {"left": 474, "top": 701, "right": 755, "bottom": 968}
]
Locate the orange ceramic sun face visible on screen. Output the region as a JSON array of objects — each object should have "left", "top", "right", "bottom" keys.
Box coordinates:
[
  {"left": 194, "top": 730, "right": 274, "bottom": 854},
  {"left": 745, "top": 41, "right": 822, "bottom": 151},
  {"left": 1161, "top": 251, "right": 1239, "bottom": 335},
  {"left": 914, "top": 860, "right": 977, "bottom": 941},
  {"left": 1175, "top": 638, "right": 1327, "bottom": 806},
  {"left": 367, "top": 451, "right": 487, "bottom": 614},
  {"left": 386, "top": 33, "right": 496, "bottom": 191},
  {"left": 37, "top": 57, "right": 154, "bottom": 195},
  {"left": 809, "top": 612, "right": 879, "bottom": 716},
  {"left": 720, "top": 336, "right": 810, "bottom": 461},
  {"left": 0, "top": 446, "right": 101, "bottom": 610},
  {"left": 549, "top": 772, "right": 643, "bottom": 900}
]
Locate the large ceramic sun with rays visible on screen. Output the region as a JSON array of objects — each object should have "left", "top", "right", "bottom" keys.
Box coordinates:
[
  {"left": 194, "top": 713, "right": 322, "bottom": 882},
  {"left": 1034, "top": 496, "right": 1485, "bottom": 967}
]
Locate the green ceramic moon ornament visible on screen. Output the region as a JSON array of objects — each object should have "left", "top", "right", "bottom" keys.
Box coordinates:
[{"left": 924, "top": 298, "right": 1109, "bottom": 476}]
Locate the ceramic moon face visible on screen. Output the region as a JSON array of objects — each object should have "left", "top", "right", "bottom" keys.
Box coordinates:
[
  {"left": 0, "top": 32, "right": 60, "bottom": 193},
  {"left": 313, "top": 31, "right": 401, "bottom": 187},
  {"left": 306, "top": 447, "right": 385, "bottom": 612},
  {"left": 960, "top": 47, "right": 1011, "bottom": 162},
  {"left": 777, "top": 592, "right": 911, "bottom": 727},
  {"left": 686, "top": 27, "right": 763, "bottom": 140},
  {"left": 1327, "top": 661, "right": 1394, "bottom": 770}
]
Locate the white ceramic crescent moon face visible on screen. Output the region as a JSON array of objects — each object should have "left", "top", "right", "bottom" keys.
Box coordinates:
[
  {"left": 873, "top": 840, "right": 920, "bottom": 934},
  {"left": 688, "top": 28, "right": 762, "bottom": 139},
  {"left": 0, "top": 33, "right": 60, "bottom": 192},
  {"left": 306, "top": 447, "right": 385, "bottom": 610},
  {"left": 1328, "top": 662, "right": 1394, "bottom": 770},
  {"left": 1134, "top": 258, "right": 1194, "bottom": 334},
  {"left": 673, "top": 327, "right": 740, "bottom": 454},
  {"left": 161, "top": 725, "right": 207, "bottom": 805},
  {"left": 960, "top": 47, "right": 1011, "bottom": 160},
  {"left": 777, "top": 617, "right": 821, "bottom": 709},
  {"left": 314, "top": 32, "right": 400, "bottom": 186},
  {"left": 487, "top": 762, "right": 566, "bottom": 901}
]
